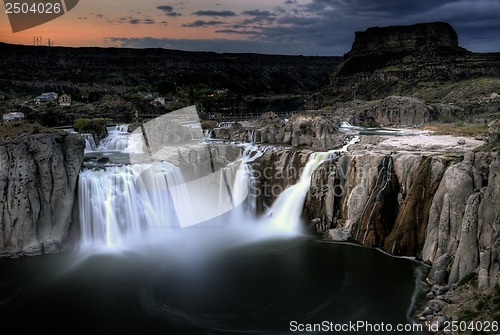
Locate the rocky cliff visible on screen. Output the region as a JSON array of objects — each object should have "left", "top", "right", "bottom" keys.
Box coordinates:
[
  {"left": 0, "top": 124, "right": 85, "bottom": 257},
  {"left": 211, "top": 112, "right": 346, "bottom": 149},
  {"left": 344, "top": 22, "right": 459, "bottom": 59},
  {"left": 250, "top": 120, "right": 499, "bottom": 328},
  {"left": 306, "top": 22, "right": 500, "bottom": 121}
]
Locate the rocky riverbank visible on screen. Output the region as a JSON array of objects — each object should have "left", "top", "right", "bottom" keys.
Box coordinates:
[
  {"left": 246, "top": 117, "right": 500, "bottom": 333},
  {"left": 0, "top": 113, "right": 498, "bottom": 333}
]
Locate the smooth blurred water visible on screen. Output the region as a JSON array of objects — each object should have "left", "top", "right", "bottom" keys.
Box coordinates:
[
  {"left": 0, "top": 236, "right": 430, "bottom": 335},
  {"left": 2, "top": 124, "right": 432, "bottom": 335}
]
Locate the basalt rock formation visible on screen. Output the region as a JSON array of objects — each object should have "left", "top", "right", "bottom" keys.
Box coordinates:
[
  {"left": 344, "top": 22, "right": 459, "bottom": 59},
  {"left": 0, "top": 125, "right": 85, "bottom": 257},
  {"left": 210, "top": 112, "right": 346, "bottom": 150},
  {"left": 250, "top": 120, "right": 499, "bottom": 328},
  {"left": 306, "top": 22, "right": 500, "bottom": 122}
]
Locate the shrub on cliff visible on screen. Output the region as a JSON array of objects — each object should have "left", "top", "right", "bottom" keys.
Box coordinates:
[{"left": 74, "top": 118, "right": 109, "bottom": 140}]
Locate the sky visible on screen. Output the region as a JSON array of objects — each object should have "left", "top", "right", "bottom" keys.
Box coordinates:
[{"left": 1, "top": 0, "right": 499, "bottom": 56}]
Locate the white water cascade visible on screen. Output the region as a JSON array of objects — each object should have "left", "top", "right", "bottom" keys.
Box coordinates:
[
  {"left": 78, "top": 128, "right": 262, "bottom": 249},
  {"left": 78, "top": 116, "right": 359, "bottom": 250},
  {"left": 78, "top": 162, "right": 189, "bottom": 248},
  {"left": 264, "top": 137, "right": 360, "bottom": 233},
  {"left": 82, "top": 133, "right": 97, "bottom": 153},
  {"left": 96, "top": 124, "right": 144, "bottom": 153}
]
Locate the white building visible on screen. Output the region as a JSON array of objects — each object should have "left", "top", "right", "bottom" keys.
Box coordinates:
[
  {"left": 34, "top": 92, "right": 58, "bottom": 104},
  {"left": 154, "top": 97, "right": 165, "bottom": 105},
  {"left": 3, "top": 112, "right": 25, "bottom": 122}
]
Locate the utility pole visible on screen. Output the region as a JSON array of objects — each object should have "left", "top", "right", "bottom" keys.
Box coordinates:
[{"left": 33, "top": 36, "right": 42, "bottom": 46}]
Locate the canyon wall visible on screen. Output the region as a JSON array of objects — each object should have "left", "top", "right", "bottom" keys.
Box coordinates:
[
  {"left": 250, "top": 133, "right": 499, "bottom": 326},
  {"left": 0, "top": 131, "right": 85, "bottom": 257}
]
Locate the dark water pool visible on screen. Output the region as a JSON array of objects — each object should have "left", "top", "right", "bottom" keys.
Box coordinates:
[{"left": 0, "top": 237, "right": 430, "bottom": 335}]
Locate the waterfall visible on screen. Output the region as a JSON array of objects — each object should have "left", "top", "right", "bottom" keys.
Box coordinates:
[
  {"left": 78, "top": 162, "right": 187, "bottom": 248},
  {"left": 78, "top": 123, "right": 263, "bottom": 249},
  {"left": 82, "top": 133, "right": 97, "bottom": 153},
  {"left": 97, "top": 124, "right": 131, "bottom": 152},
  {"left": 78, "top": 113, "right": 359, "bottom": 250},
  {"left": 94, "top": 124, "right": 145, "bottom": 153},
  {"left": 264, "top": 137, "right": 360, "bottom": 232}
]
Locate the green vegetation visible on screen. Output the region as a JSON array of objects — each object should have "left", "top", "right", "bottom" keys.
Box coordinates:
[
  {"left": 421, "top": 122, "right": 489, "bottom": 137},
  {"left": 458, "top": 309, "right": 479, "bottom": 323},
  {"left": 458, "top": 272, "right": 478, "bottom": 286},
  {"left": 73, "top": 118, "right": 109, "bottom": 139},
  {"left": 200, "top": 119, "right": 217, "bottom": 130},
  {"left": 0, "top": 121, "right": 59, "bottom": 138}
]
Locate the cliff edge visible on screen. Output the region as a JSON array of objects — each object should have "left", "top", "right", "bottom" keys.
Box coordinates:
[{"left": 0, "top": 123, "right": 85, "bottom": 257}]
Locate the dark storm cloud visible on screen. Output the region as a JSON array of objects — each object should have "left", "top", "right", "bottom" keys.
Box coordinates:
[
  {"left": 108, "top": 0, "right": 500, "bottom": 55},
  {"left": 247, "top": 0, "right": 500, "bottom": 54},
  {"left": 192, "top": 10, "right": 237, "bottom": 17},
  {"left": 129, "top": 19, "right": 141, "bottom": 25},
  {"left": 242, "top": 10, "right": 276, "bottom": 19},
  {"left": 183, "top": 20, "right": 224, "bottom": 27}
]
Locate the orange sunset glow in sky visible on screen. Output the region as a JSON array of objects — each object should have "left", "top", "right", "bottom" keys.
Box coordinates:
[{"left": 1, "top": 0, "right": 499, "bottom": 55}]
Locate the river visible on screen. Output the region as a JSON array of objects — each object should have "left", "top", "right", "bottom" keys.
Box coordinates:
[{"left": 0, "top": 121, "right": 430, "bottom": 335}]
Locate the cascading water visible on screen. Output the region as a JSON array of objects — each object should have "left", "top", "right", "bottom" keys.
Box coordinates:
[
  {"left": 95, "top": 124, "right": 145, "bottom": 154},
  {"left": 78, "top": 126, "right": 265, "bottom": 249},
  {"left": 82, "top": 133, "right": 97, "bottom": 153},
  {"left": 264, "top": 137, "right": 360, "bottom": 232},
  {"left": 3, "top": 119, "right": 429, "bottom": 334},
  {"left": 79, "top": 130, "right": 360, "bottom": 249},
  {"left": 78, "top": 162, "right": 188, "bottom": 249}
]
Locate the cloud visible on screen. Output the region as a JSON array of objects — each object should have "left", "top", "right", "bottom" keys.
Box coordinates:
[
  {"left": 105, "top": 0, "right": 500, "bottom": 55},
  {"left": 240, "top": 9, "right": 277, "bottom": 24},
  {"left": 157, "top": 5, "right": 173, "bottom": 12},
  {"left": 192, "top": 10, "right": 237, "bottom": 17},
  {"left": 183, "top": 20, "right": 224, "bottom": 27},
  {"left": 215, "top": 29, "right": 260, "bottom": 35},
  {"left": 129, "top": 18, "right": 156, "bottom": 25},
  {"left": 157, "top": 5, "right": 182, "bottom": 17}
]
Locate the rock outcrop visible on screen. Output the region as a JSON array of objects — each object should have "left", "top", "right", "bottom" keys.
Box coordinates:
[
  {"left": 210, "top": 112, "right": 346, "bottom": 150},
  {"left": 306, "top": 22, "right": 500, "bottom": 116},
  {"left": 303, "top": 151, "right": 457, "bottom": 255},
  {"left": 0, "top": 129, "right": 85, "bottom": 257},
  {"left": 344, "top": 22, "right": 459, "bottom": 58},
  {"left": 331, "top": 96, "right": 432, "bottom": 127}
]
